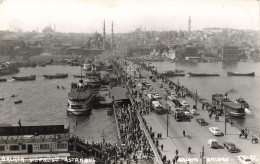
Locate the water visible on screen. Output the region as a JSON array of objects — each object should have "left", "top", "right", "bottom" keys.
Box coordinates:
[
  {"left": 148, "top": 61, "right": 260, "bottom": 135},
  {"left": 0, "top": 65, "right": 118, "bottom": 143}
]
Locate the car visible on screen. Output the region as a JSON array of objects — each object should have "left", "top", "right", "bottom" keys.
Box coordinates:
[
  {"left": 183, "top": 111, "right": 192, "bottom": 119},
  {"left": 190, "top": 109, "right": 198, "bottom": 116},
  {"left": 207, "top": 139, "right": 218, "bottom": 148},
  {"left": 170, "top": 93, "right": 176, "bottom": 97},
  {"left": 153, "top": 93, "right": 162, "bottom": 99},
  {"left": 223, "top": 142, "right": 238, "bottom": 153},
  {"left": 209, "top": 127, "right": 222, "bottom": 136},
  {"left": 196, "top": 118, "right": 208, "bottom": 126},
  {"left": 237, "top": 155, "right": 255, "bottom": 164},
  {"left": 180, "top": 100, "right": 189, "bottom": 107},
  {"left": 159, "top": 83, "right": 163, "bottom": 88}
]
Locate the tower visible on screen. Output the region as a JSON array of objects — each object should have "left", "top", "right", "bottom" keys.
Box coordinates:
[
  {"left": 111, "top": 21, "right": 114, "bottom": 49},
  {"left": 188, "top": 16, "right": 191, "bottom": 36},
  {"left": 54, "top": 23, "right": 56, "bottom": 32},
  {"left": 103, "top": 20, "right": 106, "bottom": 50}
]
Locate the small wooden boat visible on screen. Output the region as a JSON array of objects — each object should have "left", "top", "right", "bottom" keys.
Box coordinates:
[
  {"left": 0, "top": 98, "right": 4, "bottom": 101},
  {"left": 43, "top": 73, "right": 68, "bottom": 79},
  {"left": 12, "top": 75, "right": 36, "bottom": 81},
  {"left": 227, "top": 71, "right": 255, "bottom": 77},
  {"left": 15, "top": 100, "right": 22, "bottom": 104},
  {"left": 0, "top": 79, "right": 7, "bottom": 82},
  {"left": 38, "top": 63, "right": 46, "bottom": 67},
  {"left": 73, "top": 75, "right": 85, "bottom": 78}
]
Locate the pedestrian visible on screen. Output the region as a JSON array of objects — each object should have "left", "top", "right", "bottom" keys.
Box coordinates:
[
  {"left": 188, "top": 146, "right": 191, "bottom": 154},
  {"left": 183, "top": 130, "right": 185, "bottom": 137},
  {"left": 175, "top": 149, "right": 178, "bottom": 156},
  {"left": 172, "top": 158, "right": 176, "bottom": 164},
  {"left": 161, "top": 144, "right": 164, "bottom": 151}
]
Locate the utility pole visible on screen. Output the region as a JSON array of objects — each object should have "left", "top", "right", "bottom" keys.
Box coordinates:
[
  {"left": 200, "top": 146, "right": 205, "bottom": 164},
  {"left": 196, "top": 89, "right": 198, "bottom": 110},
  {"left": 167, "top": 110, "right": 169, "bottom": 137},
  {"left": 224, "top": 105, "right": 227, "bottom": 135}
]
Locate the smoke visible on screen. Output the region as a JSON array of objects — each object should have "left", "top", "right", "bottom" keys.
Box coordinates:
[{"left": 225, "top": 88, "right": 238, "bottom": 95}]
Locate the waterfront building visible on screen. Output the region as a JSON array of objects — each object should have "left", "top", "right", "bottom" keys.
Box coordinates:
[
  {"left": 0, "top": 125, "right": 70, "bottom": 157},
  {"left": 222, "top": 46, "right": 239, "bottom": 61},
  {"left": 184, "top": 46, "right": 198, "bottom": 58}
]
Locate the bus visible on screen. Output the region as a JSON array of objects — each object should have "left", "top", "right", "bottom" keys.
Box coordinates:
[{"left": 169, "top": 106, "right": 183, "bottom": 121}]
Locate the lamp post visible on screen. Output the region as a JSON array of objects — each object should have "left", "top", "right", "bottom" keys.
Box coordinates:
[{"left": 167, "top": 109, "right": 169, "bottom": 137}]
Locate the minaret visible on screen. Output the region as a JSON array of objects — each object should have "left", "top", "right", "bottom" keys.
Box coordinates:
[
  {"left": 103, "top": 20, "right": 106, "bottom": 50},
  {"left": 188, "top": 16, "right": 191, "bottom": 36},
  {"left": 54, "top": 23, "right": 56, "bottom": 32},
  {"left": 111, "top": 21, "right": 114, "bottom": 49}
]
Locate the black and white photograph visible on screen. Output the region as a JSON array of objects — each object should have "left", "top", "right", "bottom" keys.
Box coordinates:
[{"left": 0, "top": 0, "right": 259, "bottom": 163}]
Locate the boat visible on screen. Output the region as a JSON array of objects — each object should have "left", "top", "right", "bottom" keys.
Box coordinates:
[
  {"left": 161, "top": 70, "right": 185, "bottom": 77},
  {"left": 37, "top": 63, "right": 47, "bottom": 67},
  {"left": 188, "top": 72, "right": 220, "bottom": 77},
  {"left": 227, "top": 71, "right": 255, "bottom": 76},
  {"left": 212, "top": 94, "right": 245, "bottom": 117},
  {"left": 0, "top": 79, "right": 7, "bottom": 82},
  {"left": 236, "top": 98, "right": 249, "bottom": 108},
  {"left": 83, "top": 63, "right": 91, "bottom": 71},
  {"left": 0, "top": 98, "right": 4, "bottom": 101},
  {"left": 0, "top": 66, "right": 20, "bottom": 75},
  {"left": 67, "top": 80, "right": 93, "bottom": 115},
  {"left": 14, "top": 100, "right": 23, "bottom": 104},
  {"left": 85, "top": 76, "right": 101, "bottom": 88},
  {"left": 73, "top": 75, "right": 85, "bottom": 78},
  {"left": 43, "top": 73, "right": 68, "bottom": 79},
  {"left": 12, "top": 75, "right": 36, "bottom": 81}
]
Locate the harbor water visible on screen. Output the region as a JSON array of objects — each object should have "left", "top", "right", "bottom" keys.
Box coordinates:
[
  {"left": 148, "top": 61, "right": 260, "bottom": 135},
  {"left": 0, "top": 65, "right": 118, "bottom": 143}
]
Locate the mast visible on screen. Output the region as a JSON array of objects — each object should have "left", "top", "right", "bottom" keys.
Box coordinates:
[{"left": 103, "top": 20, "right": 106, "bottom": 50}]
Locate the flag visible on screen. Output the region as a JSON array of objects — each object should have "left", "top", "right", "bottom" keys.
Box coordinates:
[{"left": 18, "top": 119, "right": 21, "bottom": 127}]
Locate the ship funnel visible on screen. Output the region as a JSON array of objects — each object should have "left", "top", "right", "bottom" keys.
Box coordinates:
[{"left": 79, "top": 79, "right": 84, "bottom": 88}]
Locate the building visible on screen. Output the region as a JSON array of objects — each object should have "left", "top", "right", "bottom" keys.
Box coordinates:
[
  {"left": 222, "top": 46, "right": 239, "bottom": 61},
  {"left": 0, "top": 124, "right": 70, "bottom": 161},
  {"left": 184, "top": 46, "right": 198, "bottom": 58}
]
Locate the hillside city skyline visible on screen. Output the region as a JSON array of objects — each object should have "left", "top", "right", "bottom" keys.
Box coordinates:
[{"left": 0, "top": 0, "right": 258, "bottom": 33}]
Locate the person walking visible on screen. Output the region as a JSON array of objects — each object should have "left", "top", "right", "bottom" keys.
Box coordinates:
[
  {"left": 188, "top": 146, "right": 191, "bottom": 154},
  {"left": 183, "top": 130, "right": 185, "bottom": 137},
  {"left": 161, "top": 144, "right": 164, "bottom": 151},
  {"left": 175, "top": 149, "right": 178, "bottom": 156}
]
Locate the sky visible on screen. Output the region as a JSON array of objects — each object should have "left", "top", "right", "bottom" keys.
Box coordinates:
[{"left": 0, "top": 0, "right": 259, "bottom": 33}]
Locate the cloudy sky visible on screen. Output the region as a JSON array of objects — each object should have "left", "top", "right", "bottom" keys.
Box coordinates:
[{"left": 0, "top": 0, "right": 258, "bottom": 33}]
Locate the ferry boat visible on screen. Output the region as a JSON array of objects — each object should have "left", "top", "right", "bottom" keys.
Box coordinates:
[
  {"left": 0, "top": 124, "right": 71, "bottom": 162},
  {"left": 236, "top": 98, "right": 249, "bottom": 108},
  {"left": 161, "top": 70, "right": 185, "bottom": 77},
  {"left": 227, "top": 71, "right": 255, "bottom": 77},
  {"left": 43, "top": 73, "right": 68, "bottom": 79},
  {"left": 188, "top": 72, "right": 220, "bottom": 77},
  {"left": 85, "top": 76, "right": 101, "bottom": 88},
  {"left": 12, "top": 75, "right": 36, "bottom": 81},
  {"left": 68, "top": 80, "right": 93, "bottom": 115},
  {"left": 212, "top": 94, "right": 245, "bottom": 117}
]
